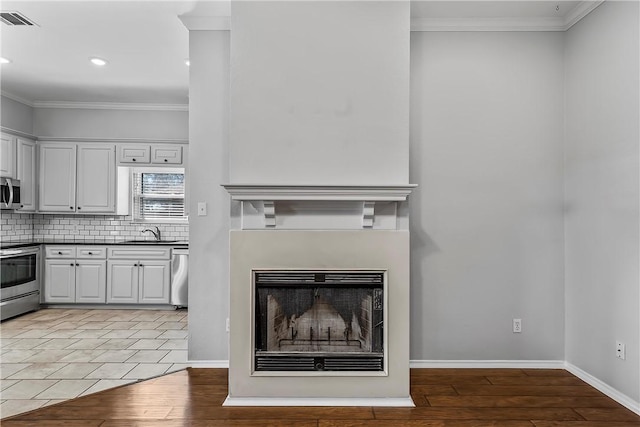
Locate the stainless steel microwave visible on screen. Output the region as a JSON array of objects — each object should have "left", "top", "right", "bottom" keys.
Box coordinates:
[{"left": 0, "top": 177, "right": 21, "bottom": 210}]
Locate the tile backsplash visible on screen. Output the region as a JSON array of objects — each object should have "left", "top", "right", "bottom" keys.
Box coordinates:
[
  {"left": 1, "top": 212, "right": 34, "bottom": 241},
  {"left": 1, "top": 212, "right": 189, "bottom": 242}
]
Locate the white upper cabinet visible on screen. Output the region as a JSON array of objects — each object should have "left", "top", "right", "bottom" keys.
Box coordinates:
[
  {"left": 39, "top": 144, "right": 76, "bottom": 212},
  {"left": 118, "top": 144, "right": 185, "bottom": 166},
  {"left": 119, "top": 145, "right": 150, "bottom": 164},
  {"left": 39, "top": 142, "right": 115, "bottom": 213},
  {"left": 76, "top": 145, "right": 116, "bottom": 213},
  {"left": 151, "top": 145, "right": 182, "bottom": 164},
  {"left": 16, "top": 137, "right": 37, "bottom": 211},
  {"left": 0, "top": 132, "right": 16, "bottom": 178}
]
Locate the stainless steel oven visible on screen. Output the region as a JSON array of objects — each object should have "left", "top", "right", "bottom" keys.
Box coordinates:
[{"left": 1, "top": 246, "right": 40, "bottom": 321}]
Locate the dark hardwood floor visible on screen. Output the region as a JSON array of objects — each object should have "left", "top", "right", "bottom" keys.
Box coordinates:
[{"left": 3, "top": 368, "right": 639, "bottom": 426}]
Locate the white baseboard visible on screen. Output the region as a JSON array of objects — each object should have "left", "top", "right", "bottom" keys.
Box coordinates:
[
  {"left": 565, "top": 362, "right": 640, "bottom": 416},
  {"left": 410, "top": 359, "right": 565, "bottom": 369},
  {"left": 187, "top": 360, "right": 229, "bottom": 368},
  {"left": 223, "top": 396, "right": 415, "bottom": 407},
  {"left": 186, "top": 358, "right": 639, "bottom": 415}
]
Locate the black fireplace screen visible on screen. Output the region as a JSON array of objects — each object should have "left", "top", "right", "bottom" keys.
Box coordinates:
[{"left": 254, "top": 271, "right": 384, "bottom": 371}]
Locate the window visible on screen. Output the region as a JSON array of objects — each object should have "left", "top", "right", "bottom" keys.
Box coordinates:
[{"left": 132, "top": 168, "right": 186, "bottom": 223}]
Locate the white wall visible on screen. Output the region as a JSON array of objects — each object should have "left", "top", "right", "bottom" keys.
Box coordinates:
[
  {"left": 565, "top": 1, "right": 640, "bottom": 402},
  {"left": 409, "top": 31, "right": 565, "bottom": 360},
  {"left": 187, "top": 30, "right": 231, "bottom": 361},
  {"left": 33, "top": 107, "right": 188, "bottom": 140},
  {"left": 229, "top": 1, "right": 409, "bottom": 185},
  {"left": 1, "top": 95, "right": 34, "bottom": 135}
]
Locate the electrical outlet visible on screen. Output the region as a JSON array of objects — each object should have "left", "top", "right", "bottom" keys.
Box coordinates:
[
  {"left": 226, "top": 317, "right": 230, "bottom": 333},
  {"left": 198, "top": 202, "right": 207, "bottom": 216},
  {"left": 616, "top": 341, "right": 626, "bottom": 360},
  {"left": 513, "top": 318, "right": 522, "bottom": 333}
]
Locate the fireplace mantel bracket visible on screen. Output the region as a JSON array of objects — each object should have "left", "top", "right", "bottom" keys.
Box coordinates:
[{"left": 222, "top": 184, "right": 417, "bottom": 229}]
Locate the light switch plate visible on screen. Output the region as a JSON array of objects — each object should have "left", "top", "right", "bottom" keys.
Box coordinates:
[{"left": 197, "top": 202, "right": 207, "bottom": 216}]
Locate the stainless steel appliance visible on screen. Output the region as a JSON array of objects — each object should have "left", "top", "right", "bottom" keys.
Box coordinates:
[
  {"left": 170, "top": 248, "right": 188, "bottom": 307},
  {"left": 1, "top": 246, "right": 40, "bottom": 320},
  {"left": 1, "top": 177, "right": 21, "bottom": 210}
]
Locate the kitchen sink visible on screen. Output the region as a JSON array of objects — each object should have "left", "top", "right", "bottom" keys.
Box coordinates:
[{"left": 122, "top": 240, "right": 179, "bottom": 244}]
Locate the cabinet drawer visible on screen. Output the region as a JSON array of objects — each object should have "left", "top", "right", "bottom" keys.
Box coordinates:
[
  {"left": 119, "top": 145, "right": 150, "bottom": 164},
  {"left": 151, "top": 145, "right": 182, "bottom": 164},
  {"left": 46, "top": 246, "right": 76, "bottom": 258},
  {"left": 107, "top": 247, "right": 171, "bottom": 260},
  {"left": 76, "top": 246, "right": 107, "bottom": 259}
]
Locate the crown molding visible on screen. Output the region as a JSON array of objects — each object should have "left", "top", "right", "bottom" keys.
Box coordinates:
[
  {"left": 32, "top": 101, "right": 188, "bottom": 111},
  {"left": 0, "top": 126, "right": 37, "bottom": 140},
  {"left": 410, "top": 1, "right": 604, "bottom": 32},
  {"left": 563, "top": 0, "right": 605, "bottom": 30},
  {"left": 179, "top": 15, "right": 230, "bottom": 31},
  {"left": 1, "top": 91, "right": 34, "bottom": 107},
  {"left": 411, "top": 16, "right": 566, "bottom": 32}
]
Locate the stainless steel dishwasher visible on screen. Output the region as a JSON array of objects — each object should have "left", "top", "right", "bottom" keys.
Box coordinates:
[{"left": 171, "top": 248, "right": 188, "bottom": 308}]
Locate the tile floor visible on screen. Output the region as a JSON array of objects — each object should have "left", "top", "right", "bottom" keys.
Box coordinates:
[{"left": 0, "top": 308, "right": 189, "bottom": 419}]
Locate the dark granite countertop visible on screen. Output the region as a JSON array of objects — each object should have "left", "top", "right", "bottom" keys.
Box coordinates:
[{"left": 1, "top": 239, "right": 189, "bottom": 250}]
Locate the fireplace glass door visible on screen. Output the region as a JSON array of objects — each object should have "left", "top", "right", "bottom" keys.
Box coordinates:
[{"left": 254, "top": 270, "right": 384, "bottom": 372}]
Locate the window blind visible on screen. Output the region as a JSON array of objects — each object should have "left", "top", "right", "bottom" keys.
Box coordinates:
[{"left": 132, "top": 172, "right": 186, "bottom": 221}]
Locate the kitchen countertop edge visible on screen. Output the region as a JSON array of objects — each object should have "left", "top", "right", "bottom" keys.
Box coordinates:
[{"left": 1, "top": 240, "right": 189, "bottom": 250}]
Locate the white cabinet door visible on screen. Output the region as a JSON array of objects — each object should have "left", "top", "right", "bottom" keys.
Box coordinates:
[
  {"left": 76, "top": 260, "right": 106, "bottom": 303},
  {"left": 44, "top": 260, "right": 76, "bottom": 303},
  {"left": 151, "top": 145, "right": 182, "bottom": 165},
  {"left": 107, "top": 260, "right": 138, "bottom": 303},
  {"left": 138, "top": 260, "right": 170, "bottom": 304},
  {"left": 76, "top": 145, "right": 115, "bottom": 213},
  {"left": 119, "top": 145, "right": 150, "bottom": 164},
  {"left": 16, "top": 138, "right": 36, "bottom": 211},
  {"left": 39, "top": 144, "right": 77, "bottom": 212},
  {"left": 0, "top": 133, "right": 16, "bottom": 178}
]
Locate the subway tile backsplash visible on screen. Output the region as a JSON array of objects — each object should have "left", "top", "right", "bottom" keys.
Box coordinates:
[
  {"left": 1, "top": 212, "right": 188, "bottom": 242},
  {"left": 1, "top": 212, "right": 34, "bottom": 241}
]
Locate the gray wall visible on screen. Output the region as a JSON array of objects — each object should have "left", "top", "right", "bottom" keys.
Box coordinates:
[
  {"left": 565, "top": 2, "right": 640, "bottom": 401},
  {"left": 409, "top": 31, "right": 565, "bottom": 360},
  {"left": 187, "top": 30, "right": 230, "bottom": 361},
  {"left": 229, "top": 1, "right": 410, "bottom": 185},
  {"left": 33, "top": 107, "right": 187, "bottom": 140},
  {"left": 1, "top": 95, "right": 34, "bottom": 134}
]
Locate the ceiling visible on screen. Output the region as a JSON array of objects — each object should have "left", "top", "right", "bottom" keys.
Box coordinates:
[{"left": 0, "top": 1, "right": 589, "bottom": 107}]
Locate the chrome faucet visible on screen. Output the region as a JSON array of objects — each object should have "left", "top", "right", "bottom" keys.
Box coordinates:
[{"left": 142, "top": 226, "right": 161, "bottom": 241}]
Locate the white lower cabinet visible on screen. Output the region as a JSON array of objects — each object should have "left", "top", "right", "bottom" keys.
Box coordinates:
[
  {"left": 44, "top": 260, "right": 76, "bottom": 303},
  {"left": 107, "top": 260, "right": 138, "bottom": 303},
  {"left": 107, "top": 247, "right": 171, "bottom": 304},
  {"left": 139, "top": 261, "right": 171, "bottom": 304},
  {"left": 44, "top": 246, "right": 107, "bottom": 303},
  {"left": 76, "top": 261, "right": 107, "bottom": 303},
  {"left": 44, "top": 245, "right": 171, "bottom": 306}
]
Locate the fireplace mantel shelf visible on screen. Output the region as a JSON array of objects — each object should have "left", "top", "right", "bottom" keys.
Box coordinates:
[
  {"left": 221, "top": 184, "right": 417, "bottom": 201},
  {"left": 222, "top": 184, "right": 417, "bottom": 229}
]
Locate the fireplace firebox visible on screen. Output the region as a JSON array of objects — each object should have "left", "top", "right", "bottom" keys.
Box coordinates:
[{"left": 254, "top": 270, "right": 384, "bottom": 372}]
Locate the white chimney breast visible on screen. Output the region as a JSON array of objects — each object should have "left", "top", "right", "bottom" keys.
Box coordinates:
[{"left": 229, "top": 1, "right": 410, "bottom": 185}]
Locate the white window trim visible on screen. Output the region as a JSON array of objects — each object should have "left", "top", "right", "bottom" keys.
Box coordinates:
[{"left": 130, "top": 167, "right": 188, "bottom": 224}]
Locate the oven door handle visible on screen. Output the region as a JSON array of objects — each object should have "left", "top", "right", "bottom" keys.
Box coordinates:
[{"left": 0, "top": 249, "right": 23, "bottom": 257}]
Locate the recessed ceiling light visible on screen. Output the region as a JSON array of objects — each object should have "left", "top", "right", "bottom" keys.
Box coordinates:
[
  {"left": 0, "top": 57, "right": 11, "bottom": 64},
  {"left": 90, "top": 57, "right": 107, "bottom": 66},
  {"left": 185, "top": 59, "right": 190, "bottom": 67}
]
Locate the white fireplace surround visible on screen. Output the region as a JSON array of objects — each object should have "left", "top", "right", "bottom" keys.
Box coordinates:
[{"left": 224, "top": 184, "right": 416, "bottom": 407}]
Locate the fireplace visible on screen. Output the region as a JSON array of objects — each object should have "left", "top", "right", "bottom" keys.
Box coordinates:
[
  {"left": 254, "top": 270, "right": 385, "bottom": 372},
  {"left": 225, "top": 227, "right": 413, "bottom": 406}
]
